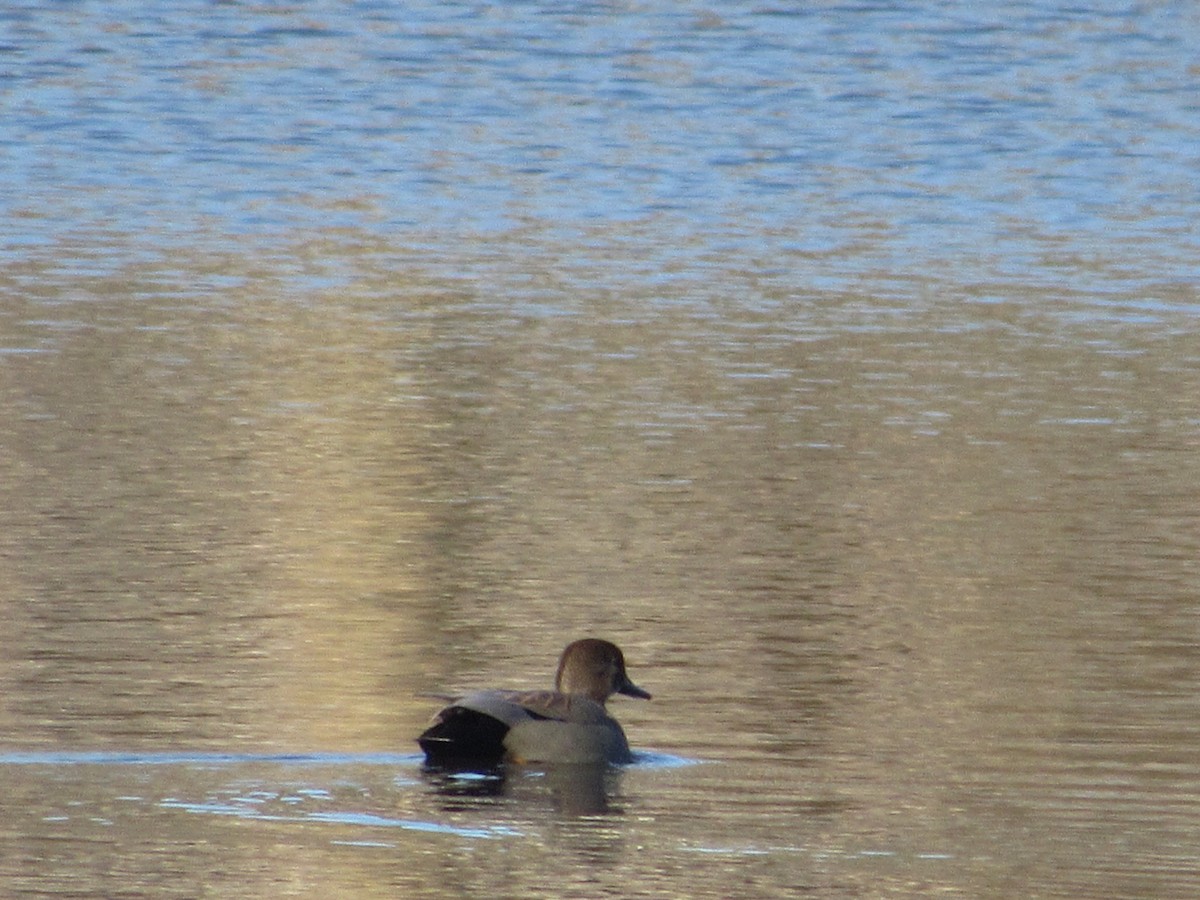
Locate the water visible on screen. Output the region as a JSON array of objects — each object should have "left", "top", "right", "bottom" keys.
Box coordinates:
[
  {"left": 2, "top": 1, "right": 1199, "bottom": 897},
  {"left": 5, "top": 0, "right": 1199, "bottom": 302}
]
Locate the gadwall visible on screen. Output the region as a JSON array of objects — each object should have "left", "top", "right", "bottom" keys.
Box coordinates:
[{"left": 418, "top": 638, "right": 651, "bottom": 766}]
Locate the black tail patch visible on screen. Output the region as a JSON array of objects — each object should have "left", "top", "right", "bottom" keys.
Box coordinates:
[{"left": 418, "top": 706, "right": 510, "bottom": 766}]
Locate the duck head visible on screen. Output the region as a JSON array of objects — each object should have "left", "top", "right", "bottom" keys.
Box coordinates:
[{"left": 554, "top": 638, "right": 652, "bottom": 704}]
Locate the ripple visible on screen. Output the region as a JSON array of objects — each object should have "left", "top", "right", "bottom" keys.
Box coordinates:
[{"left": 0, "top": 751, "right": 422, "bottom": 767}]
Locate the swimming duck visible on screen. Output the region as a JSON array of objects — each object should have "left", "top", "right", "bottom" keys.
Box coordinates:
[{"left": 418, "top": 638, "right": 651, "bottom": 766}]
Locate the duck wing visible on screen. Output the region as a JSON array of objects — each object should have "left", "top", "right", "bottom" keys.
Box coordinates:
[{"left": 418, "top": 690, "right": 620, "bottom": 765}]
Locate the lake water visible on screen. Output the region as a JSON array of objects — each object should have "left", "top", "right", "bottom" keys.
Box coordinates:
[{"left": 2, "top": 1, "right": 1199, "bottom": 897}]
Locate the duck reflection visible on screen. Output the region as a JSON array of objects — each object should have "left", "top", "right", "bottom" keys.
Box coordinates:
[{"left": 422, "top": 759, "right": 623, "bottom": 816}]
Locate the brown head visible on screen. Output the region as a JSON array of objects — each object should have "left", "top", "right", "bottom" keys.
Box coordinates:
[{"left": 554, "top": 638, "right": 652, "bottom": 704}]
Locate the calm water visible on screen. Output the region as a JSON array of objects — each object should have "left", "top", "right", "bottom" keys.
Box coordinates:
[{"left": 2, "top": 1, "right": 1199, "bottom": 897}]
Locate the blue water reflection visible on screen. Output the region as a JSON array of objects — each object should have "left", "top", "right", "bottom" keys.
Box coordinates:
[
  {"left": 0, "top": 750, "right": 418, "bottom": 766},
  {"left": 3, "top": 0, "right": 1197, "bottom": 304}
]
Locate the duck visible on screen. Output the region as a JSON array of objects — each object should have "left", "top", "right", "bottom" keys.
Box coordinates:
[{"left": 418, "top": 638, "right": 651, "bottom": 766}]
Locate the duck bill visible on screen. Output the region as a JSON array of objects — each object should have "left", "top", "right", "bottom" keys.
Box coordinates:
[{"left": 618, "top": 677, "right": 652, "bottom": 700}]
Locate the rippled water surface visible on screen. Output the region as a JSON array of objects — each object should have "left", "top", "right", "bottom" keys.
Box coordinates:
[{"left": 2, "top": 1, "right": 1199, "bottom": 897}]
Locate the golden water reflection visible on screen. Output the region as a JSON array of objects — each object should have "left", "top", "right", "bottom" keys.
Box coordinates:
[{"left": 1, "top": 244, "right": 1197, "bottom": 897}]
